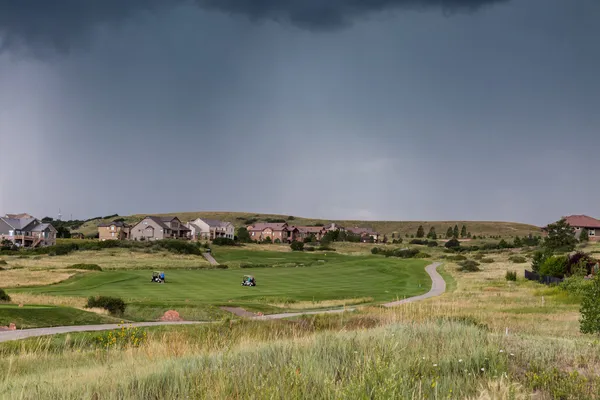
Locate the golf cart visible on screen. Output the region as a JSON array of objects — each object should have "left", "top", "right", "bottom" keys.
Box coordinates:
[
  {"left": 241, "top": 275, "right": 256, "bottom": 287},
  {"left": 151, "top": 271, "right": 165, "bottom": 283}
]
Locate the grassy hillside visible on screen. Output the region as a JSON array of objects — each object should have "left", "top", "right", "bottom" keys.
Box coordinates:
[
  {"left": 74, "top": 211, "right": 541, "bottom": 238},
  {"left": 0, "top": 304, "right": 119, "bottom": 329}
]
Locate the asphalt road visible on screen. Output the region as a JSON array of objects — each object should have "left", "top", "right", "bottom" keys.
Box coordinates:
[{"left": 0, "top": 262, "right": 444, "bottom": 343}]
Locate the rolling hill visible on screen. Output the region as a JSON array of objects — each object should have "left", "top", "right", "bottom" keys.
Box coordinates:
[{"left": 73, "top": 211, "right": 541, "bottom": 238}]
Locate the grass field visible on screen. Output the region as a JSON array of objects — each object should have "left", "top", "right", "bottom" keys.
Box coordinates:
[
  {"left": 2, "top": 242, "right": 598, "bottom": 398},
  {"left": 73, "top": 210, "right": 541, "bottom": 238},
  {"left": 9, "top": 255, "right": 430, "bottom": 321},
  {"left": 0, "top": 304, "right": 118, "bottom": 328}
]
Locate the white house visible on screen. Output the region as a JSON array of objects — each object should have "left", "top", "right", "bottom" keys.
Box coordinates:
[{"left": 186, "top": 218, "right": 235, "bottom": 241}]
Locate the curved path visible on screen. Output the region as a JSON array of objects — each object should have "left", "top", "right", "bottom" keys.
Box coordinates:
[{"left": 0, "top": 262, "right": 443, "bottom": 343}]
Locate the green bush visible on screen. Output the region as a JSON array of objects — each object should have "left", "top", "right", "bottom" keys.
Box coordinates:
[
  {"left": 305, "top": 246, "right": 315, "bottom": 252},
  {"left": 86, "top": 296, "right": 126, "bottom": 315},
  {"left": 481, "top": 258, "right": 495, "bottom": 263},
  {"left": 539, "top": 255, "right": 568, "bottom": 278},
  {"left": 152, "top": 240, "right": 202, "bottom": 255},
  {"left": 426, "top": 241, "right": 438, "bottom": 247},
  {"left": 212, "top": 238, "right": 236, "bottom": 246},
  {"left": 505, "top": 271, "right": 517, "bottom": 281},
  {"left": 317, "top": 246, "right": 335, "bottom": 251},
  {"left": 0, "top": 288, "right": 10, "bottom": 302},
  {"left": 580, "top": 275, "right": 600, "bottom": 334},
  {"left": 445, "top": 238, "right": 461, "bottom": 249},
  {"left": 415, "top": 252, "right": 431, "bottom": 259},
  {"left": 447, "top": 255, "right": 467, "bottom": 262},
  {"left": 371, "top": 247, "right": 379, "bottom": 255},
  {"left": 560, "top": 276, "right": 593, "bottom": 296},
  {"left": 508, "top": 255, "right": 527, "bottom": 264},
  {"left": 274, "top": 239, "right": 281, "bottom": 244},
  {"left": 66, "top": 264, "right": 102, "bottom": 271},
  {"left": 290, "top": 241, "right": 305, "bottom": 252},
  {"left": 531, "top": 250, "right": 551, "bottom": 273},
  {"left": 457, "top": 260, "right": 481, "bottom": 272},
  {"left": 472, "top": 253, "right": 485, "bottom": 260}
]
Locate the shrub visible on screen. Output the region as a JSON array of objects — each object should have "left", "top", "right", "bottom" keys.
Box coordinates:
[
  {"left": 539, "top": 255, "right": 568, "bottom": 278},
  {"left": 580, "top": 275, "right": 600, "bottom": 334},
  {"left": 415, "top": 252, "right": 431, "bottom": 259},
  {"left": 447, "top": 255, "right": 467, "bottom": 261},
  {"left": 86, "top": 296, "right": 126, "bottom": 315},
  {"left": 96, "top": 324, "right": 147, "bottom": 349},
  {"left": 508, "top": 255, "right": 527, "bottom": 264},
  {"left": 66, "top": 264, "right": 102, "bottom": 271},
  {"left": 505, "top": 271, "right": 517, "bottom": 281},
  {"left": 472, "top": 253, "right": 484, "bottom": 260},
  {"left": 531, "top": 250, "right": 551, "bottom": 273},
  {"left": 457, "top": 260, "right": 481, "bottom": 272},
  {"left": 305, "top": 246, "right": 315, "bottom": 252},
  {"left": 445, "top": 238, "right": 460, "bottom": 249},
  {"left": 481, "top": 258, "right": 495, "bottom": 263},
  {"left": 212, "top": 237, "right": 236, "bottom": 246},
  {"left": 394, "top": 248, "right": 420, "bottom": 258},
  {"left": 0, "top": 288, "right": 10, "bottom": 302},
  {"left": 317, "top": 246, "right": 335, "bottom": 251},
  {"left": 0, "top": 260, "right": 6, "bottom": 265},
  {"left": 274, "top": 239, "right": 281, "bottom": 244},
  {"left": 371, "top": 247, "right": 379, "bottom": 255},
  {"left": 560, "top": 276, "right": 593, "bottom": 296},
  {"left": 290, "top": 241, "right": 305, "bottom": 251},
  {"left": 426, "top": 241, "right": 438, "bottom": 247},
  {"left": 151, "top": 240, "right": 202, "bottom": 255}
]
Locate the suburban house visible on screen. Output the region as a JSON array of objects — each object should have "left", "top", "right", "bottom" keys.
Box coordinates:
[
  {"left": 0, "top": 214, "right": 57, "bottom": 247},
  {"left": 323, "top": 223, "right": 346, "bottom": 233},
  {"left": 129, "top": 216, "right": 191, "bottom": 241},
  {"left": 247, "top": 222, "right": 295, "bottom": 243},
  {"left": 98, "top": 220, "right": 131, "bottom": 241},
  {"left": 292, "top": 226, "right": 328, "bottom": 242},
  {"left": 347, "top": 226, "right": 380, "bottom": 242},
  {"left": 186, "top": 218, "right": 235, "bottom": 241},
  {"left": 543, "top": 215, "right": 600, "bottom": 242}
]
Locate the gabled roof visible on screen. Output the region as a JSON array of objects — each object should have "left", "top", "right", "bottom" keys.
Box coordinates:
[
  {"left": 201, "top": 219, "right": 232, "bottom": 228},
  {"left": 0, "top": 217, "right": 38, "bottom": 230},
  {"left": 30, "top": 223, "right": 57, "bottom": 232},
  {"left": 134, "top": 216, "right": 171, "bottom": 230},
  {"left": 295, "top": 226, "right": 326, "bottom": 233},
  {"left": 564, "top": 215, "right": 600, "bottom": 229},
  {"left": 98, "top": 221, "right": 129, "bottom": 228},
  {"left": 5, "top": 213, "right": 34, "bottom": 219},
  {"left": 248, "top": 223, "right": 288, "bottom": 232}
]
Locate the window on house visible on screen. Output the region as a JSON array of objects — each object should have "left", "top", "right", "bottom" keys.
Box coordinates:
[{"left": 590, "top": 229, "right": 596, "bottom": 236}]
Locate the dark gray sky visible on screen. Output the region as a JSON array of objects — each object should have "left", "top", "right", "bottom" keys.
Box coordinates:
[{"left": 1, "top": 0, "right": 598, "bottom": 225}]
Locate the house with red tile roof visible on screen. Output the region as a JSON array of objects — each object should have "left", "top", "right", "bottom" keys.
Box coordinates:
[{"left": 543, "top": 215, "right": 600, "bottom": 241}]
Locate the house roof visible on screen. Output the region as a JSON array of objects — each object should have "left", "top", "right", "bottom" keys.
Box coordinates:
[
  {"left": 564, "top": 215, "right": 600, "bottom": 229},
  {"left": 202, "top": 219, "right": 231, "bottom": 228},
  {"left": 248, "top": 223, "right": 287, "bottom": 232},
  {"left": 98, "top": 221, "right": 129, "bottom": 228},
  {"left": 4, "top": 213, "right": 34, "bottom": 219},
  {"left": 295, "top": 226, "right": 325, "bottom": 233},
  {"left": 30, "top": 223, "right": 56, "bottom": 232},
  {"left": 0, "top": 217, "right": 38, "bottom": 230},
  {"left": 139, "top": 216, "right": 171, "bottom": 230}
]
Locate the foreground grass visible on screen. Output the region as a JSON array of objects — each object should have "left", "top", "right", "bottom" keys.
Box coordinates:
[{"left": 0, "top": 304, "right": 118, "bottom": 329}]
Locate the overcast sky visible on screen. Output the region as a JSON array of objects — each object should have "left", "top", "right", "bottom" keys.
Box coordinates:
[{"left": 0, "top": 0, "right": 598, "bottom": 225}]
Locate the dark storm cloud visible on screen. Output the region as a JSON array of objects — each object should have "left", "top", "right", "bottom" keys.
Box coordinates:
[{"left": 0, "top": 0, "right": 508, "bottom": 53}]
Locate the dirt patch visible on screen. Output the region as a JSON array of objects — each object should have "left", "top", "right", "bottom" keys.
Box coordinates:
[
  {"left": 160, "top": 310, "right": 183, "bottom": 321},
  {"left": 0, "top": 323, "right": 16, "bottom": 331},
  {"left": 220, "top": 307, "right": 257, "bottom": 318}
]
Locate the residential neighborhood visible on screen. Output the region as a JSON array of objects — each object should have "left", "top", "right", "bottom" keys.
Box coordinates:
[
  {"left": 245, "top": 221, "right": 380, "bottom": 243},
  {"left": 186, "top": 218, "right": 235, "bottom": 240}
]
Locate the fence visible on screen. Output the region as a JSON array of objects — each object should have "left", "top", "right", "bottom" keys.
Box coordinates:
[{"left": 524, "top": 270, "right": 564, "bottom": 285}]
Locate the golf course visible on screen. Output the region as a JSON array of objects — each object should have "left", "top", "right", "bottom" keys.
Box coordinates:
[{"left": 8, "top": 248, "right": 430, "bottom": 321}]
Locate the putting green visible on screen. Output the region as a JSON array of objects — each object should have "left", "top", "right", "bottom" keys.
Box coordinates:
[{"left": 11, "top": 256, "right": 430, "bottom": 307}]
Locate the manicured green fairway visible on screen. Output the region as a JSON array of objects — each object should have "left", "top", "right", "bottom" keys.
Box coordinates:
[
  {"left": 0, "top": 304, "right": 117, "bottom": 329},
  {"left": 11, "top": 255, "right": 430, "bottom": 310}
]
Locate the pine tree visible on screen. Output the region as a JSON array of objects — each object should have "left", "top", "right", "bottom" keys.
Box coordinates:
[
  {"left": 580, "top": 229, "right": 590, "bottom": 243},
  {"left": 453, "top": 225, "right": 459, "bottom": 238},
  {"left": 427, "top": 227, "right": 437, "bottom": 239},
  {"left": 446, "top": 227, "right": 453, "bottom": 238},
  {"left": 513, "top": 236, "right": 523, "bottom": 248},
  {"left": 416, "top": 225, "right": 425, "bottom": 238},
  {"left": 460, "top": 225, "right": 467, "bottom": 238}
]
